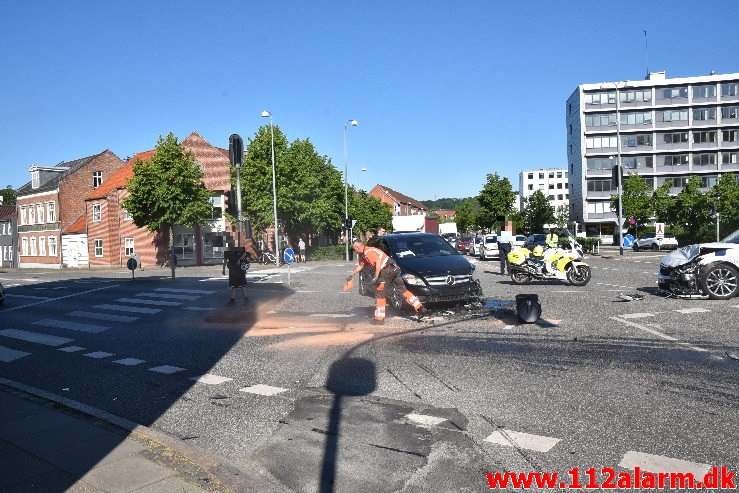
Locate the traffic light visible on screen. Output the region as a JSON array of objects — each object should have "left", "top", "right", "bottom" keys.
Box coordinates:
[
  {"left": 225, "top": 189, "right": 237, "bottom": 217},
  {"left": 708, "top": 202, "right": 717, "bottom": 216},
  {"left": 611, "top": 164, "right": 623, "bottom": 187},
  {"left": 344, "top": 215, "right": 353, "bottom": 229},
  {"left": 229, "top": 134, "right": 243, "bottom": 167}
]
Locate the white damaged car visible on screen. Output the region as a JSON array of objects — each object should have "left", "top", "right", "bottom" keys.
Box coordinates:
[{"left": 657, "top": 228, "right": 739, "bottom": 299}]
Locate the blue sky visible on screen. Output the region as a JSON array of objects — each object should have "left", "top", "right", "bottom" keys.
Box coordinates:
[{"left": 2, "top": 1, "right": 738, "bottom": 202}]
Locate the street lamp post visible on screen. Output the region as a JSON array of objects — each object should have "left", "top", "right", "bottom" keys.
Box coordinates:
[
  {"left": 344, "top": 119, "right": 358, "bottom": 262},
  {"left": 262, "top": 110, "right": 280, "bottom": 266},
  {"left": 603, "top": 81, "right": 627, "bottom": 256},
  {"left": 357, "top": 167, "right": 367, "bottom": 192}
]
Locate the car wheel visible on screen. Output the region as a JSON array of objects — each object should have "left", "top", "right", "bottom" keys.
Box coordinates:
[
  {"left": 700, "top": 263, "right": 739, "bottom": 300},
  {"left": 651, "top": 243, "right": 659, "bottom": 251},
  {"left": 566, "top": 264, "right": 591, "bottom": 286},
  {"left": 389, "top": 285, "right": 404, "bottom": 310},
  {"left": 633, "top": 243, "right": 640, "bottom": 252}
]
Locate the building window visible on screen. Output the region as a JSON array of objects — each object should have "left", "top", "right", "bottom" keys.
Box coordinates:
[
  {"left": 94, "top": 239, "right": 103, "bottom": 257},
  {"left": 19, "top": 206, "right": 26, "bottom": 225},
  {"left": 721, "top": 106, "right": 738, "bottom": 119},
  {"left": 39, "top": 236, "right": 46, "bottom": 256},
  {"left": 693, "top": 85, "right": 716, "bottom": 98},
  {"left": 721, "top": 83, "right": 738, "bottom": 97},
  {"left": 701, "top": 176, "right": 717, "bottom": 188},
  {"left": 662, "top": 87, "right": 688, "bottom": 99},
  {"left": 21, "top": 237, "right": 28, "bottom": 256},
  {"left": 664, "top": 155, "right": 689, "bottom": 166},
  {"left": 30, "top": 237, "right": 37, "bottom": 256},
  {"left": 28, "top": 205, "right": 35, "bottom": 224},
  {"left": 722, "top": 152, "right": 738, "bottom": 164},
  {"left": 32, "top": 171, "right": 40, "bottom": 189},
  {"left": 125, "top": 238, "right": 134, "bottom": 256},
  {"left": 586, "top": 136, "right": 617, "bottom": 149},
  {"left": 528, "top": 184, "right": 534, "bottom": 190},
  {"left": 93, "top": 171, "right": 103, "bottom": 188},
  {"left": 584, "top": 92, "right": 615, "bottom": 105},
  {"left": 622, "top": 134, "right": 653, "bottom": 147},
  {"left": 587, "top": 180, "right": 613, "bottom": 192},
  {"left": 557, "top": 183, "right": 563, "bottom": 189},
  {"left": 539, "top": 173, "right": 544, "bottom": 179},
  {"left": 693, "top": 153, "right": 716, "bottom": 166},
  {"left": 693, "top": 131, "right": 717, "bottom": 143},
  {"left": 527, "top": 173, "right": 533, "bottom": 180},
  {"left": 663, "top": 109, "right": 688, "bottom": 122},
  {"left": 620, "top": 89, "right": 652, "bottom": 102},
  {"left": 48, "top": 236, "right": 57, "bottom": 256},
  {"left": 663, "top": 132, "right": 689, "bottom": 143},
  {"left": 692, "top": 108, "right": 716, "bottom": 121},
  {"left": 557, "top": 172, "right": 562, "bottom": 178},
  {"left": 36, "top": 204, "right": 44, "bottom": 224},
  {"left": 723, "top": 130, "right": 738, "bottom": 142},
  {"left": 586, "top": 113, "right": 616, "bottom": 127},
  {"left": 92, "top": 204, "right": 101, "bottom": 222},
  {"left": 47, "top": 202, "right": 56, "bottom": 222}
]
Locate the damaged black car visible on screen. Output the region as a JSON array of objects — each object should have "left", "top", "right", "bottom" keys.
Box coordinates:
[{"left": 657, "top": 228, "right": 739, "bottom": 299}]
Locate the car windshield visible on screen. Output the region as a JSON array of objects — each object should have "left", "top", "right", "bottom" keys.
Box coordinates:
[
  {"left": 721, "top": 228, "right": 739, "bottom": 244},
  {"left": 385, "top": 235, "right": 458, "bottom": 258},
  {"left": 484, "top": 236, "right": 498, "bottom": 244}
]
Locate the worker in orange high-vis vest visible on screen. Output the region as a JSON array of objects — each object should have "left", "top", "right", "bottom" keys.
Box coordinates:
[{"left": 347, "top": 240, "right": 428, "bottom": 324}]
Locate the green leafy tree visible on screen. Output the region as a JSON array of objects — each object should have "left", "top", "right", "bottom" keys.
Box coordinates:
[
  {"left": 454, "top": 198, "right": 480, "bottom": 233},
  {"left": 673, "top": 176, "right": 713, "bottom": 242},
  {"left": 123, "top": 133, "right": 214, "bottom": 271},
  {"left": 476, "top": 173, "right": 516, "bottom": 230},
  {"left": 710, "top": 173, "right": 739, "bottom": 237},
  {"left": 554, "top": 204, "right": 569, "bottom": 228},
  {"left": 0, "top": 186, "right": 16, "bottom": 205},
  {"left": 652, "top": 180, "right": 675, "bottom": 225},
  {"left": 349, "top": 190, "right": 393, "bottom": 235},
  {"left": 612, "top": 173, "right": 653, "bottom": 236},
  {"left": 522, "top": 190, "right": 555, "bottom": 233}
]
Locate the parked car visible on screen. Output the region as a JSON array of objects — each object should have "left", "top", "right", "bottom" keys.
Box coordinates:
[
  {"left": 360, "top": 233, "right": 482, "bottom": 307},
  {"left": 513, "top": 235, "right": 528, "bottom": 248},
  {"left": 633, "top": 232, "right": 679, "bottom": 251},
  {"left": 479, "top": 234, "right": 499, "bottom": 260},
  {"left": 457, "top": 236, "right": 472, "bottom": 253},
  {"left": 440, "top": 232, "right": 457, "bottom": 249},
  {"left": 468, "top": 235, "right": 482, "bottom": 256},
  {"left": 658, "top": 228, "right": 739, "bottom": 299},
  {"left": 0, "top": 281, "right": 4, "bottom": 305}
]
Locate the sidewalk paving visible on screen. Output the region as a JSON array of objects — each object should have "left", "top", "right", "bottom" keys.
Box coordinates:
[{"left": 0, "top": 379, "right": 246, "bottom": 493}]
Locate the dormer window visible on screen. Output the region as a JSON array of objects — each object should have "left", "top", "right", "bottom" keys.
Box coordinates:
[
  {"left": 93, "top": 171, "right": 102, "bottom": 188},
  {"left": 32, "top": 171, "right": 40, "bottom": 189}
]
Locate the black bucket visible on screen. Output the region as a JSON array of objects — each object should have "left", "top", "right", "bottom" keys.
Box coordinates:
[{"left": 515, "top": 294, "right": 541, "bottom": 323}]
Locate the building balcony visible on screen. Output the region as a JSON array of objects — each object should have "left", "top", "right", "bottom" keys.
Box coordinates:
[{"left": 18, "top": 222, "right": 61, "bottom": 233}]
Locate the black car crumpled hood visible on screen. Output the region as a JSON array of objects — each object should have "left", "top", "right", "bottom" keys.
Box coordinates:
[{"left": 394, "top": 255, "right": 474, "bottom": 277}]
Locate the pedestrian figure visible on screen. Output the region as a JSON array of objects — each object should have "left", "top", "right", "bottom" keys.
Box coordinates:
[
  {"left": 347, "top": 240, "right": 428, "bottom": 324},
  {"left": 497, "top": 220, "right": 514, "bottom": 275},
  {"left": 222, "top": 248, "right": 249, "bottom": 305},
  {"left": 298, "top": 237, "right": 306, "bottom": 263}
]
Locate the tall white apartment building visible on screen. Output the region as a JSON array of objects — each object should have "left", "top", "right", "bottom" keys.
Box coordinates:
[
  {"left": 566, "top": 71, "right": 739, "bottom": 240},
  {"left": 518, "top": 168, "right": 569, "bottom": 211}
]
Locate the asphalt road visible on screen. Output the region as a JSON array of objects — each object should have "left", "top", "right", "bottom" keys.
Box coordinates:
[{"left": 1, "top": 251, "right": 737, "bottom": 492}]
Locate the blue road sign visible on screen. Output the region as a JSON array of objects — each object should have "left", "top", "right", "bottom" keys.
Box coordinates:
[
  {"left": 623, "top": 234, "right": 635, "bottom": 248},
  {"left": 284, "top": 247, "right": 295, "bottom": 264}
]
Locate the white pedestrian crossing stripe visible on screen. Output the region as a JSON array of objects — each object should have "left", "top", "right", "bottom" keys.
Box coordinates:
[
  {"left": 0, "top": 345, "right": 31, "bottom": 362},
  {"left": 240, "top": 384, "right": 288, "bottom": 396},
  {"left": 154, "top": 288, "right": 215, "bottom": 295},
  {"left": 114, "top": 358, "right": 146, "bottom": 366},
  {"left": 137, "top": 292, "right": 199, "bottom": 300},
  {"left": 66, "top": 311, "right": 138, "bottom": 322},
  {"left": 406, "top": 413, "right": 447, "bottom": 427},
  {"left": 58, "top": 346, "right": 86, "bottom": 352},
  {"left": 484, "top": 429, "right": 561, "bottom": 452},
  {"left": 191, "top": 374, "right": 232, "bottom": 385},
  {"left": 94, "top": 304, "right": 161, "bottom": 314},
  {"left": 619, "top": 450, "right": 711, "bottom": 476},
  {"left": 0, "top": 328, "right": 73, "bottom": 347},
  {"left": 115, "top": 298, "right": 181, "bottom": 307},
  {"left": 33, "top": 319, "right": 108, "bottom": 334},
  {"left": 149, "top": 365, "right": 186, "bottom": 374},
  {"left": 83, "top": 351, "right": 115, "bottom": 359}
]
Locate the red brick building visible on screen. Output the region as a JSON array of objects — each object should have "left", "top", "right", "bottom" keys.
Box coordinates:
[
  {"left": 367, "top": 184, "right": 429, "bottom": 216},
  {"left": 15, "top": 150, "right": 124, "bottom": 268},
  {"left": 84, "top": 132, "right": 234, "bottom": 268}
]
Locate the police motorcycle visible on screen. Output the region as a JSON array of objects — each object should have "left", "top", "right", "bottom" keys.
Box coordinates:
[{"left": 506, "top": 229, "right": 591, "bottom": 286}]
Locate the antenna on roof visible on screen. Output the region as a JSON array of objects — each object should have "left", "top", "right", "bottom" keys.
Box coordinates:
[{"left": 643, "top": 29, "right": 649, "bottom": 77}]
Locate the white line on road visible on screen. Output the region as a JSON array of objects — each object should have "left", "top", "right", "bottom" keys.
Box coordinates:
[
  {"left": 0, "top": 328, "right": 73, "bottom": 346},
  {"left": 611, "top": 316, "right": 709, "bottom": 352},
  {"left": 674, "top": 307, "right": 710, "bottom": 314},
  {"left": 114, "top": 298, "right": 181, "bottom": 307},
  {"left": 154, "top": 288, "right": 216, "bottom": 295},
  {"left": 113, "top": 358, "right": 146, "bottom": 366},
  {"left": 136, "top": 292, "right": 199, "bottom": 300},
  {"left": 66, "top": 311, "right": 139, "bottom": 322},
  {"left": 83, "top": 351, "right": 115, "bottom": 359},
  {"left": 94, "top": 304, "right": 161, "bottom": 314},
  {"left": 484, "top": 429, "right": 561, "bottom": 453},
  {"left": 406, "top": 413, "right": 447, "bottom": 427},
  {"left": 1, "top": 284, "right": 118, "bottom": 312},
  {"left": 58, "top": 346, "right": 86, "bottom": 352},
  {"left": 239, "top": 384, "right": 288, "bottom": 396},
  {"left": 33, "top": 319, "right": 109, "bottom": 334},
  {"left": 191, "top": 374, "right": 233, "bottom": 385},
  {"left": 148, "top": 365, "right": 186, "bottom": 374},
  {"left": 0, "top": 345, "right": 31, "bottom": 362},
  {"left": 619, "top": 450, "right": 711, "bottom": 476}
]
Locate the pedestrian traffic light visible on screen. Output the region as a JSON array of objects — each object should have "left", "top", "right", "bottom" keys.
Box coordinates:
[
  {"left": 611, "top": 164, "right": 623, "bottom": 187},
  {"left": 344, "top": 215, "right": 353, "bottom": 229},
  {"left": 229, "top": 134, "right": 243, "bottom": 167}
]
